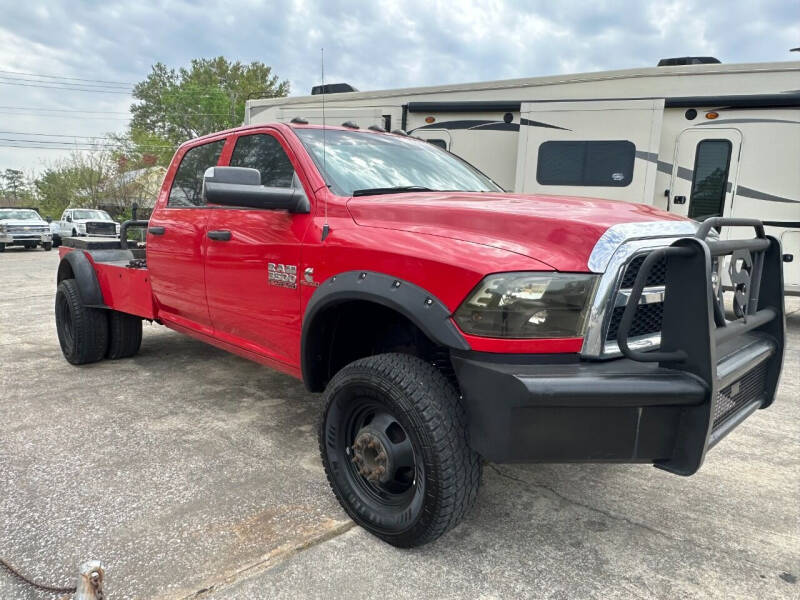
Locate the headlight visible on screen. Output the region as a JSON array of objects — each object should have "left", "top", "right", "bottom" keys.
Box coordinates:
[
  {"left": 454, "top": 272, "right": 598, "bottom": 338},
  {"left": 115, "top": 223, "right": 121, "bottom": 233},
  {"left": 0, "top": 224, "right": 6, "bottom": 233},
  {"left": 76, "top": 223, "right": 86, "bottom": 232}
]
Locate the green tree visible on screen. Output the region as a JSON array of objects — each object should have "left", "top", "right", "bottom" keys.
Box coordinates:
[
  {"left": 130, "top": 57, "right": 289, "bottom": 152},
  {"left": 1, "top": 169, "right": 29, "bottom": 205},
  {"left": 35, "top": 167, "right": 79, "bottom": 218},
  {"left": 35, "top": 150, "right": 115, "bottom": 218}
]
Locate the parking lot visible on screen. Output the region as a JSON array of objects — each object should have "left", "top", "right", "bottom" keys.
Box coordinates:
[{"left": 1, "top": 247, "right": 798, "bottom": 599}]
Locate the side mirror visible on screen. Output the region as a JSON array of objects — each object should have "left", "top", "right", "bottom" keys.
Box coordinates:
[
  {"left": 66, "top": 215, "right": 72, "bottom": 222},
  {"left": 46, "top": 217, "right": 52, "bottom": 223},
  {"left": 202, "top": 167, "right": 309, "bottom": 213}
]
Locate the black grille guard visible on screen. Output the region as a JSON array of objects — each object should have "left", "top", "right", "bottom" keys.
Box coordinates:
[{"left": 616, "top": 217, "right": 785, "bottom": 475}]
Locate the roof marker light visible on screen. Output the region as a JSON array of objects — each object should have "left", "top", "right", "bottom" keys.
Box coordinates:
[{"left": 705, "top": 111, "right": 719, "bottom": 119}]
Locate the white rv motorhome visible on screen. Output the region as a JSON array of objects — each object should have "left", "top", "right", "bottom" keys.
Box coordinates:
[{"left": 246, "top": 59, "right": 800, "bottom": 294}]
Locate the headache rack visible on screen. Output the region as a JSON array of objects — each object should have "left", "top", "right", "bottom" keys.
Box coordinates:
[{"left": 616, "top": 217, "right": 785, "bottom": 475}]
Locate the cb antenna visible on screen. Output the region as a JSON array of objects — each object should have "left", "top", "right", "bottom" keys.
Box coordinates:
[{"left": 320, "top": 47, "right": 330, "bottom": 242}]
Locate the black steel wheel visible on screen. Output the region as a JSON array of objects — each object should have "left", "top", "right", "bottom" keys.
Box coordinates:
[
  {"left": 319, "top": 353, "right": 481, "bottom": 547},
  {"left": 55, "top": 279, "right": 108, "bottom": 365}
]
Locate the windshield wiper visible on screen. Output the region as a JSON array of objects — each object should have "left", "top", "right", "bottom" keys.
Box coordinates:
[{"left": 352, "top": 186, "right": 435, "bottom": 197}]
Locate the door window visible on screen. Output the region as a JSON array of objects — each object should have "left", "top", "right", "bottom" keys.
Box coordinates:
[
  {"left": 229, "top": 134, "right": 295, "bottom": 188},
  {"left": 168, "top": 140, "right": 226, "bottom": 207},
  {"left": 688, "top": 139, "right": 732, "bottom": 220}
]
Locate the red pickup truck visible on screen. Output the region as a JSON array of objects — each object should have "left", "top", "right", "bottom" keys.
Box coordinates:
[{"left": 55, "top": 122, "right": 785, "bottom": 547}]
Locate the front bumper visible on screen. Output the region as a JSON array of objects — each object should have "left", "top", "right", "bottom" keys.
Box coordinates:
[
  {"left": 453, "top": 332, "right": 777, "bottom": 469},
  {"left": 453, "top": 220, "right": 785, "bottom": 476},
  {"left": 0, "top": 233, "right": 52, "bottom": 244}
]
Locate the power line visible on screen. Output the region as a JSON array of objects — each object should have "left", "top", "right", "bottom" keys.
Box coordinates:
[
  {"left": 0, "top": 112, "right": 131, "bottom": 120},
  {"left": 0, "top": 68, "right": 134, "bottom": 85},
  {"left": 0, "top": 105, "right": 131, "bottom": 114},
  {"left": 0, "top": 137, "right": 175, "bottom": 149},
  {"left": 0, "top": 131, "right": 176, "bottom": 146},
  {"left": 0, "top": 130, "right": 132, "bottom": 139},
  {"left": 0, "top": 80, "right": 132, "bottom": 94},
  {"left": 0, "top": 74, "right": 130, "bottom": 90}
]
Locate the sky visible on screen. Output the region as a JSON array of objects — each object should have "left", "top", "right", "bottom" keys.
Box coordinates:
[{"left": 0, "top": 0, "right": 797, "bottom": 176}]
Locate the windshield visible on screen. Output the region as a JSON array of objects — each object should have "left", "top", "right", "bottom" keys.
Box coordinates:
[
  {"left": 294, "top": 128, "right": 502, "bottom": 197},
  {"left": 0, "top": 209, "right": 43, "bottom": 221},
  {"left": 72, "top": 209, "right": 112, "bottom": 221}
]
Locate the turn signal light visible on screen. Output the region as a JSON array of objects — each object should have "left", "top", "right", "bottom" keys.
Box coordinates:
[{"left": 705, "top": 111, "right": 719, "bottom": 119}]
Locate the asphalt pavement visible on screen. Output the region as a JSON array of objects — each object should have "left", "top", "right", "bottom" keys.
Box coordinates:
[{"left": 1, "top": 248, "right": 798, "bottom": 599}]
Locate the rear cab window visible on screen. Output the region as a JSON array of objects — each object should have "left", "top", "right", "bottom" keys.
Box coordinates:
[{"left": 168, "top": 139, "right": 226, "bottom": 207}]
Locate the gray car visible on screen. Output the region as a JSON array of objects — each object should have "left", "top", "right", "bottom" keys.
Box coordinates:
[{"left": 0, "top": 208, "right": 52, "bottom": 252}]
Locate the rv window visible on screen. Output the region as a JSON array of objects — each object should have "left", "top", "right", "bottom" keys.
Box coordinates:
[
  {"left": 688, "top": 139, "right": 732, "bottom": 220},
  {"left": 536, "top": 140, "right": 635, "bottom": 187},
  {"left": 426, "top": 139, "right": 447, "bottom": 150}
]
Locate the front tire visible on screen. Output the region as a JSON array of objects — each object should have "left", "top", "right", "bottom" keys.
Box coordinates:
[
  {"left": 55, "top": 279, "right": 109, "bottom": 365},
  {"left": 319, "top": 353, "right": 481, "bottom": 547},
  {"left": 43, "top": 242, "right": 53, "bottom": 251},
  {"left": 0, "top": 242, "right": 4, "bottom": 252}
]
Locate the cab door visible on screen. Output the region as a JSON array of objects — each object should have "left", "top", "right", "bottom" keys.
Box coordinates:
[
  {"left": 668, "top": 129, "right": 741, "bottom": 221},
  {"left": 147, "top": 138, "right": 226, "bottom": 333},
  {"left": 203, "top": 130, "right": 314, "bottom": 367}
]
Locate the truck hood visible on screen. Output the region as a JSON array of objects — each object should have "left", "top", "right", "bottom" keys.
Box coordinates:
[{"left": 347, "top": 192, "right": 689, "bottom": 272}]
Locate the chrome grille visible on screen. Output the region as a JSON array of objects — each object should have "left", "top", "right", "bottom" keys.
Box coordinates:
[
  {"left": 605, "top": 254, "right": 666, "bottom": 343},
  {"left": 6, "top": 224, "right": 48, "bottom": 234},
  {"left": 713, "top": 362, "right": 768, "bottom": 428}
]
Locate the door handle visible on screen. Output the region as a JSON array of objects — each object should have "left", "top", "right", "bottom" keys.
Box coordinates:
[
  {"left": 673, "top": 196, "right": 687, "bottom": 205},
  {"left": 207, "top": 230, "right": 232, "bottom": 241},
  {"left": 148, "top": 226, "right": 165, "bottom": 235}
]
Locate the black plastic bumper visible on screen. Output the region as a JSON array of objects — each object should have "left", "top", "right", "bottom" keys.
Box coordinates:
[
  {"left": 452, "top": 219, "right": 785, "bottom": 476},
  {"left": 452, "top": 332, "right": 777, "bottom": 468}
]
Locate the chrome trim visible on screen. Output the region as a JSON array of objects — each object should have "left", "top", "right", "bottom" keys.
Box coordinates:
[
  {"left": 581, "top": 224, "right": 698, "bottom": 359},
  {"left": 614, "top": 286, "right": 665, "bottom": 307},
  {"left": 587, "top": 221, "right": 699, "bottom": 273},
  {"left": 603, "top": 332, "right": 662, "bottom": 356}
]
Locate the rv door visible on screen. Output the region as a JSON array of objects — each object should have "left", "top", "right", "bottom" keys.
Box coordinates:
[
  {"left": 515, "top": 99, "right": 664, "bottom": 203},
  {"left": 667, "top": 128, "right": 741, "bottom": 221}
]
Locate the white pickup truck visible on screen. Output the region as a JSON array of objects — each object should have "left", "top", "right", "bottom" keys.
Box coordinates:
[
  {"left": 52, "top": 208, "right": 120, "bottom": 246},
  {"left": 0, "top": 207, "right": 52, "bottom": 251}
]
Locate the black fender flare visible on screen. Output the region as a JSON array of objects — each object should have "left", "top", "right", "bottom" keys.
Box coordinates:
[
  {"left": 57, "top": 250, "right": 105, "bottom": 307},
  {"left": 301, "top": 270, "right": 470, "bottom": 389}
]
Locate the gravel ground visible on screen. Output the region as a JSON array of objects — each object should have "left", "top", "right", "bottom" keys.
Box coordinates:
[{"left": 1, "top": 247, "right": 797, "bottom": 599}]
